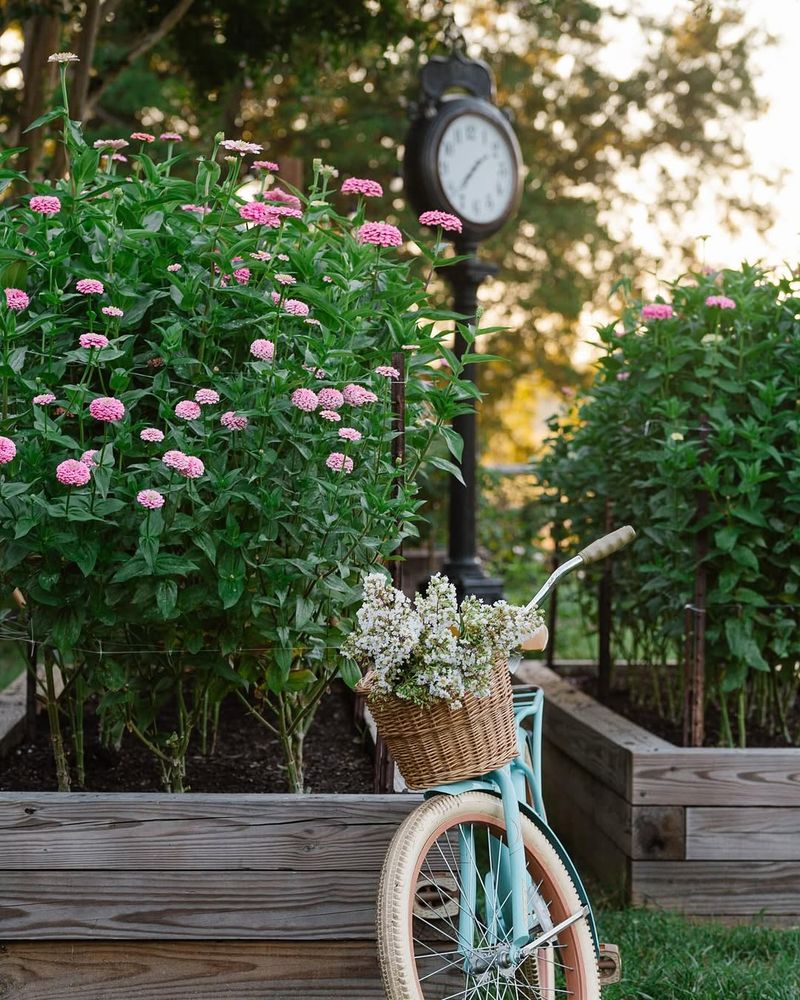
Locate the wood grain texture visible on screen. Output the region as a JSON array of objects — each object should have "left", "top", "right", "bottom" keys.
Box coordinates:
[
  {"left": 631, "top": 750, "right": 800, "bottom": 806},
  {"left": 0, "top": 870, "right": 379, "bottom": 940},
  {"left": 631, "top": 861, "right": 800, "bottom": 915},
  {"left": 0, "top": 940, "right": 384, "bottom": 999},
  {"left": 0, "top": 792, "right": 420, "bottom": 870},
  {"left": 686, "top": 807, "right": 800, "bottom": 860},
  {"left": 542, "top": 749, "right": 629, "bottom": 896},
  {"left": 543, "top": 741, "right": 684, "bottom": 861}
]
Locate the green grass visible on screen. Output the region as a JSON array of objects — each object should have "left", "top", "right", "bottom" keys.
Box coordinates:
[{"left": 596, "top": 906, "right": 800, "bottom": 999}]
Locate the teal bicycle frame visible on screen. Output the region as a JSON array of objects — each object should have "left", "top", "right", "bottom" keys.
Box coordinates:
[{"left": 425, "top": 684, "right": 599, "bottom": 968}]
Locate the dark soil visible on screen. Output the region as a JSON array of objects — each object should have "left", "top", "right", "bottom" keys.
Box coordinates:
[
  {"left": 572, "top": 672, "right": 799, "bottom": 748},
  {"left": 0, "top": 682, "right": 375, "bottom": 793}
]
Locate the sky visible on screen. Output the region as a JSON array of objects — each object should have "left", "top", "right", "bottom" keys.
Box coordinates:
[{"left": 599, "top": 0, "right": 800, "bottom": 268}]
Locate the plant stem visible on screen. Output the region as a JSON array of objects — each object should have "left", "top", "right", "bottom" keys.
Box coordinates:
[{"left": 44, "top": 649, "right": 70, "bottom": 791}]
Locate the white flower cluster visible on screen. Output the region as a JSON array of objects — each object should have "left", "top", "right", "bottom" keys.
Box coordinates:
[{"left": 343, "top": 573, "right": 543, "bottom": 707}]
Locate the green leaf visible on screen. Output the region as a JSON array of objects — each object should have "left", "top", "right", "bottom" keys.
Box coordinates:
[
  {"left": 23, "top": 107, "right": 66, "bottom": 133},
  {"left": 427, "top": 455, "right": 465, "bottom": 485},
  {"left": 724, "top": 618, "right": 769, "bottom": 672},
  {"left": 156, "top": 580, "right": 178, "bottom": 618},
  {"left": 339, "top": 658, "right": 362, "bottom": 689},
  {"left": 714, "top": 525, "right": 739, "bottom": 553}
]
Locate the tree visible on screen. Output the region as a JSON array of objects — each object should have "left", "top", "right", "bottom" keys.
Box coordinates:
[{"left": 0, "top": 0, "right": 772, "bottom": 461}]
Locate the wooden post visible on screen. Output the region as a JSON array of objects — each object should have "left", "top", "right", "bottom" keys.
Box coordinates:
[
  {"left": 597, "top": 499, "right": 614, "bottom": 702},
  {"left": 545, "top": 521, "right": 560, "bottom": 671},
  {"left": 683, "top": 417, "right": 709, "bottom": 746},
  {"left": 373, "top": 352, "right": 405, "bottom": 793}
]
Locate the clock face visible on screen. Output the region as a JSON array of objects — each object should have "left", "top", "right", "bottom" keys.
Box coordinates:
[{"left": 436, "top": 112, "right": 516, "bottom": 226}]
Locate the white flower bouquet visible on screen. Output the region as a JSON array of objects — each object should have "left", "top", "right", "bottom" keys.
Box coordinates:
[{"left": 344, "top": 573, "right": 543, "bottom": 708}]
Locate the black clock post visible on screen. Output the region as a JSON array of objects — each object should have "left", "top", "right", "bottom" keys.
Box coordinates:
[{"left": 404, "top": 51, "right": 523, "bottom": 602}]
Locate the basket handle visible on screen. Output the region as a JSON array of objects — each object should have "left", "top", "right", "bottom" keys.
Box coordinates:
[{"left": 355, "top": 670, "right": 375, "bottom": 696}]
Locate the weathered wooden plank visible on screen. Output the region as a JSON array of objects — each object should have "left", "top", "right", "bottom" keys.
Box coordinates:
[
  {"left": 0, "top": 870, "right": 378, "bottom": 939},
  {"left": 0, "top": 792, "right": 420, "bottom": 870},
  {"left": 541, "top": 751, "right": 629, "bottom": 897},
  {"left": 632, "top": 750, "right": 800, "bottom": 806},
  {"left": 631, "top": 861, "right": 800, "bottom": 915},
  {"left": 543, "top": 740, "right": 684, "bottom": 861},
  {"left": 0, "top": 671, "right": 26, "bottom": 757},
  {"left": 520, "top": 662, "right": 673, "bottom": 752},
  {"left": 687, "top": 807, "right": 800, "bottom": 860},
  {"left": 0, "top": 940, "right": 385, "bottom": 999}
]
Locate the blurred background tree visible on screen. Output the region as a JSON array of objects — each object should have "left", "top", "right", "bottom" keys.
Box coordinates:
[{"left": 0, "top": 0, "right": 771, "bottom": 460}]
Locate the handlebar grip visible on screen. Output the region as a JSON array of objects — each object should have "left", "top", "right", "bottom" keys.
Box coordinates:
[{"left": 578, "top": 525, "right": 636, "bottom": 566}]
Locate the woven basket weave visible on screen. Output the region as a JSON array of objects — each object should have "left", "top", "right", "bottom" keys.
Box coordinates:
[{"left": 358, "top": 661, "right": 517, "bottom": 790}]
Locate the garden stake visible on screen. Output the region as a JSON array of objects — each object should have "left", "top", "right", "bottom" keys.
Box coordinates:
[
  {"left": 597, "top": 498, "right": 614, "bottom": 701},
  {"left": 682, "top": 416, "right": 709, "bottom": 747}
]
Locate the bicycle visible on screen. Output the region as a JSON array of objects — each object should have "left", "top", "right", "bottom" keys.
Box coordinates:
[{"left": 375, "top": 525, "right": 635, "bottom": 999}]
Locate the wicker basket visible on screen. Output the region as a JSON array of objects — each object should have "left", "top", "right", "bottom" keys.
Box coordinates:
[{"left": 357, "top": 661, "right": 517, "bottom": 790}]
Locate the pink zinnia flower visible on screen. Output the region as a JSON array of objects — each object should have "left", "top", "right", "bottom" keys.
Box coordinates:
[
  {"left": 239, "top": 202, "right": 280, "bottom": 226},
  {"left": 131, "top": 132, "right": 155, "bottom": 143},
  {"left": 322, "top": 275, "right": 332, "bottom": 283},
  {"left": 79, "top": 332, "right": 109, "bottom": 349},
  {"left": 93, "top": 138, "right": 128, "bottom": 151},
  {"left": 284, "top": 298, "right": 309, "bottom": 317},
  {"left": 56, "top": 459, "right": 91, "bottom": 486},
  {"left": 343, "top": 383, "right": 378, "bottom": 406},
  {"left": 326, "top": 452, "right": 354, "bottom": 474},
  {"left": 291, "top": 388, "right": 319, "bottom": 412},
  {"left": 356, "top": 221, "right": 402, "bottom": 248},
  {"left": 270, "top": 205, "right": 302, "bottom": 220},
  {"left": 250, "top": 339, "right": 275, "bottom": 361},
  {"left": 159, "top": 132, "right": 183, "bottom": 142},
  {"left": 220, "top": 139, "right": 262, "bottom": 155},
  {"left": 5, "top": 288, "right": 29, "bottom": 311},
  {"left": 140, "top": 427, "right": 164, "bottom": 443},
  {"left": 705, "top": 295, "right": 736, "bottom": 309},
  {"left": 277, "top": 253, "right": 290, "bottom": 261},
  {"left": 147, "top": 357, "right": 165, "bottom": 368},
  {"left": 265, "top": 188, "right": 302, "bottom": 209},
  {"left": 220, "top": 411, "right": 248, "bottom": 431},
  {"left": 317, "top": 388, "right": 344, "bottom": 410},
  {"left": 181, "top": 203, "right": 211, "bottom": 215},
  {"left": 341, "top": 177, "right": 383, "bottom": 198},
  {"left": 195, "top": 388, "right": 220, "bottom": 405},
  {"left": 303, "top": 364, "right": 328, "bottom": 380},
  {"left": 0, "top": 437, "right": 16, "bottom": 464},
  {"left": 374, "top": 365, "right": 401, "bottom": 379},
  {"left": 102, "top": 305, "right": 123, "bottom": 317},
  {"left": 275, "top": 273, "right": 296, "bottom": 286},
  {"left": 319, "top": 410, "right": 341, "bottom": 422},
  {"left": 167, "top": 263, "right": 182, "bottom": 273},
  {"left": 338, "top": 427, "right": 362, "bottom": 442},
  {"left": 175, "top": 400, "right": 201, "bottom": 421},
  {"left": 253, "top": 160, "right": 279, "bottom": 171},
  {"left": 80, "top": 449, "right": 99, "bottom": 467},
  {"left": 33, "top": 393, "right": 56, "bottom": 405},
  {"left": 233, "top": 267, "right": 251, "bottom": 285},
  {"left": 29, "top": 195, "right": 61, "bottom": 216},
  {"left": 76, "top": 278, "right": 104, "bottom": 295},
  {"left": 181, "top": 456, "right": 204, "bottom": 478},
  {"left": 418, "top": 210, "right": 463, "bottom": 233},
  {"left": 163, "top": 450, "right": 188, "bottom": 471},
  {"left": 250, "top": 250, "right": 272, "bottom": 261},
  {"left": 137, "top": 489, "right": 165, "bottom": 509},
  {"left": 640, "top": 303, "right": 674, "bottom": 320},
  {"left": 617, "top": 371, "right": 631, "bottom": 381},
  {"left": 89, "top": 396, "right": 125, "bottom": 422}
]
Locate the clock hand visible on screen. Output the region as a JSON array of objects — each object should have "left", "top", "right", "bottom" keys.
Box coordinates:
[{"left": 460, "top": 155, "right": 488, "bottom": 191}]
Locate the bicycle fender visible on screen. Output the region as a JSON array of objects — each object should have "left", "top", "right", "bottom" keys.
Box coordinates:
[{"left": 424, "top": 783, "right": 600, "bottom": 952}]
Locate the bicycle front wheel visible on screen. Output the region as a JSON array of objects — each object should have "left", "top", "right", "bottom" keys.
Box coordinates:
[{"left": 377, "top": 791, "right": 600, "bottom": 1000}]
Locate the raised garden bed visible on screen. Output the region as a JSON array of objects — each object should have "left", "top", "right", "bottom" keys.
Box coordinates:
[
  {"left": 0, "top": 791, "right": 420, "bottom": 998},
  {"left": 521, "top": 661, "right": 800, "bottom": 924}
]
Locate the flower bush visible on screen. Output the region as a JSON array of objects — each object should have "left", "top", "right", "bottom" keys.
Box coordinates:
[
  {"left": 0, "top": 58, "right": 481, "bottom": 791},
  {"left": 536, "top": 265, "right": 800, "bottom": 746},
  {"left": 343, "top": 573, "right": 542, "bottom": 706}
]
